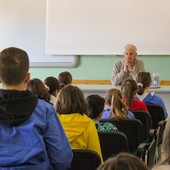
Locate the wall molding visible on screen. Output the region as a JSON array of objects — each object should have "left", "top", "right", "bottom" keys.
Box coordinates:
[{"left": 72, "top": 80, "right": 170, "bottom": 85}]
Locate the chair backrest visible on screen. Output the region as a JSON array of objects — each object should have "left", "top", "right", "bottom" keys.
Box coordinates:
[
  {"left": 100, "top": 119, "right": 143, "bottom": 153},
  {"left": 137, "top": 120, "right": 167, "bottom": 168},
  {"left": 137, "top": 138, "right": 157, "bottom": 168},
  {"left": 69, "top": 149, "right": 101, "bottom": 170},
  {"left": 132, "top": 110, "right": 152, "bottom": 141},
  {"left": 146, "top": 138, "right": 157, "bottom": 168},
  {"left": 146, "top": 104, "right": 165, "bottom": 129},
  {"left": 155, "top": 120, "right": 167, "bottom": 163},
  {"left": 98, "top": 131, "right": 129, "bottom": 161},
  {"left": 157, "top": 120, "right": 167, "bottom": 147}
]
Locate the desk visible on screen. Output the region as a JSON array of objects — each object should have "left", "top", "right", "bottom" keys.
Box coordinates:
[{"left": 75, "top": 85, "right": 170, "bottom": 114}]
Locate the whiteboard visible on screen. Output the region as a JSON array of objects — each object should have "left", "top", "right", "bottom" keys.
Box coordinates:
[
  {"left": 0, "top": 0, "right": 78, "bottom": 67},
  {"left": 46, "top": 0, "right": 170, "bottom": 55}
]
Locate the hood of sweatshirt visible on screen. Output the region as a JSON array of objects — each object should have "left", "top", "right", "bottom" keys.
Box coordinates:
[
  {"left": 0, "top": 89, "right": 38, "bottom": 126},
  {"left": 59, "top": 113, "right": 93, "bottom": 143}
]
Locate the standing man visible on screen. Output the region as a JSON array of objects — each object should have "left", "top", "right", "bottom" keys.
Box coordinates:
[
  {"left": 0, "top": 47, "right": 73, "bottom": 170},
  {"left": 111, "top": 44, "right": 145, "bottom": 86}
]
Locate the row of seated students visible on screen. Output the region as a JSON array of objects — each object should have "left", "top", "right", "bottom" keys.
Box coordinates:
[
  {"left": 27, "top": 70, "right": 169, "bottom": 163},
  {"left": 26, "top": 72, "right": 168, "bottom": 139},
  {"left": 25, "top": 71, "right": 73, "bottom": 105},
  {"left": 26, "top": 79, "right": 103, "bottom": 162},
  {"left": 102, "top": 72, "right": 168, "bottom": 120},
  {"left": 27, "top": 70, "right": 168, "bottom": 123},
  {"left": 27, "top": 78, "right": 170, "bottom": 170}
]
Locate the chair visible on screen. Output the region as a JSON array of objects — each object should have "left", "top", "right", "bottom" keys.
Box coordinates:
[
  {"left": 132, "top": 110, "right": 152, "bottom": 141},
  {"left": 155, "top": 120, "right": 167, "bottom": 163},
  {"left": 98, "top": 131, "right": 129, "bottom": 161},
  {"left": 100, "top": 119, "right": 143, "bottom": 153},
  {"left": 146, "top": 104, "right": 165, "bottom": 129},
  {"left": 69, "top": 149, "right": 102, "bottom": 170},
  {"left": 137, "top": 138, "right": 157, "bottom": 168},
  {"left": 137, "top": 120, "right": 167, "bottom": 168}
]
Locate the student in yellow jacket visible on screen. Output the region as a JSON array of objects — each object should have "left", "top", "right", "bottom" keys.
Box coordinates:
[{"left": 54, "top": 85, "right": 103, "bottom": 162}]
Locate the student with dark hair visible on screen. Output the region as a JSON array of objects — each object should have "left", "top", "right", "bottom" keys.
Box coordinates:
[
  {"left": 58, "top": 71, "right": 72, "bottom": 89},
  {"left": 86, "top": 94, "right": 118, "bottom": 132},
  {"left": 54, "top": 85, "right": 103, "bottom": 162},
  {"left": 97, "top": 152, "right": 150, "bottom": 170},
  {"left": 26, "top": 78, "right": 51, "bottom": 103},
  {"left": 152, "top": 117, "right": 170, "bottom": 170},
  {"left": 121, "top": 79, "right": 148, "bottom": 112},
  {"left": 0, "top": 47, "right": 72, "bottom": 170},
  {"left": 101, "top": 88, "right": 135, "bottom": 119},
  {"left": 44, "top": 76, "right": 60, "bottom": 104},
  {"left": 136, "top": 72, "right": 168, "bottom": 118}
]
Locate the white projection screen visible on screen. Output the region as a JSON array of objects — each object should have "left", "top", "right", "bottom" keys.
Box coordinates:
[{"left": 46, "top": 0, "right": 170, "bottom": 55}]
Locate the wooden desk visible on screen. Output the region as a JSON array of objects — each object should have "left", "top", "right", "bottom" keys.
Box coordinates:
[{"left": 75, "top": 84, "right": 170, "bottom": 115}]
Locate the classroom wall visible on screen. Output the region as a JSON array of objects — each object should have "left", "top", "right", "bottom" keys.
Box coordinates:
[
  {"left": 1, "top": 0, "right": 170, "bottom": 82},
  {"left": 46, "top": 0, "right": 170, "bottom": 55},
  {"left": 30, "top": 55, "right": 170, "bottom": 81}
]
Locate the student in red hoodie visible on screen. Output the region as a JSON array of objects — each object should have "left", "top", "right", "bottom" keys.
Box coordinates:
[{"left": 121, "top": 79, "right": 148, "bottom": 112}]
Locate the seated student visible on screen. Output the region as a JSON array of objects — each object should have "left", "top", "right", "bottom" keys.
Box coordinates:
[
  {"left": 121, "top": 79, "right": 148, "bottom": 112},
  {"left": 26, "top": 78, "right": 51, "bottom": 104},
  {"left": 44, "top": 76, "right": 60, "bottom": 104},
  {"left": 54, "top": 85, "right": 103, "bottom": 162},
  {"left": 97, "top": 152, "right": 150, "bottom": 170},
  {"left": 86, "top": 94, "right": 118, "bottom": 132},
  {"left": 136, "top": 72, "right": 168, "bottom": 119},
  {"left": 0, "top": 47, "right": 72, "bottom": 169},
  {"left": 101, "top": 88, "right": 135, "bottom": 120},
  {"left": 58, "top": 71, "right": 72, "bottom": 89}
]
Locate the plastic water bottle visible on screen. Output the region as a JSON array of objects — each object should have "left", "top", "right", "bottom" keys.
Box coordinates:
[{"left": 152, "top": 72, "right": 160, "bottom": 86}]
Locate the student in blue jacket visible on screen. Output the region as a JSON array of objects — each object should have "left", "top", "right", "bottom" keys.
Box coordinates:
[
  {"left": 101, "top": 88, "right": 135, "bottom": 120},
  {"left": 0, "top": 47, "right": 72, "bottom": 170},
  {"left": 136, "top": 71, "right": 168, "bottom": 119}
]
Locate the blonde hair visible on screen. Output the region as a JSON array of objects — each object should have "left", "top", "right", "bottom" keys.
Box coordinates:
[{"left": 105, "top": 88, "right": 129, "bottom": 119}]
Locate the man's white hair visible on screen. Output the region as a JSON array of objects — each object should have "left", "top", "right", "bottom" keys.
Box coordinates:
[{"left": 124, "top": 44, "right": 137, "bottom": 53}]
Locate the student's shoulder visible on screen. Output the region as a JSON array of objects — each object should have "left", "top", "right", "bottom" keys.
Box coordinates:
[
  {"left": 128, "top": 111, "right": 135, "bottom": 119},
  {"left": 134, "top": 99, "right": 145, "bottom": 105},
  {"left": 138, "top": 99, "right": 146, "bottom": 105},
  {"left": 35, "top": 99, "right": 56, "bottom": 114},
  {"left": 152, "top": 94, "right": 164, "bottom": 102},
  {"left": 146, "top": 94, "right": 164, "bottom": 105},
  {"left": 30, "top": 99, "right": 57, "bottom": 126}
]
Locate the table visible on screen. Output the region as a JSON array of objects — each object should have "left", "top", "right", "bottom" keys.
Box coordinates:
[{"left": 75, "top": 84, "right": 170, "bottom": 115}]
